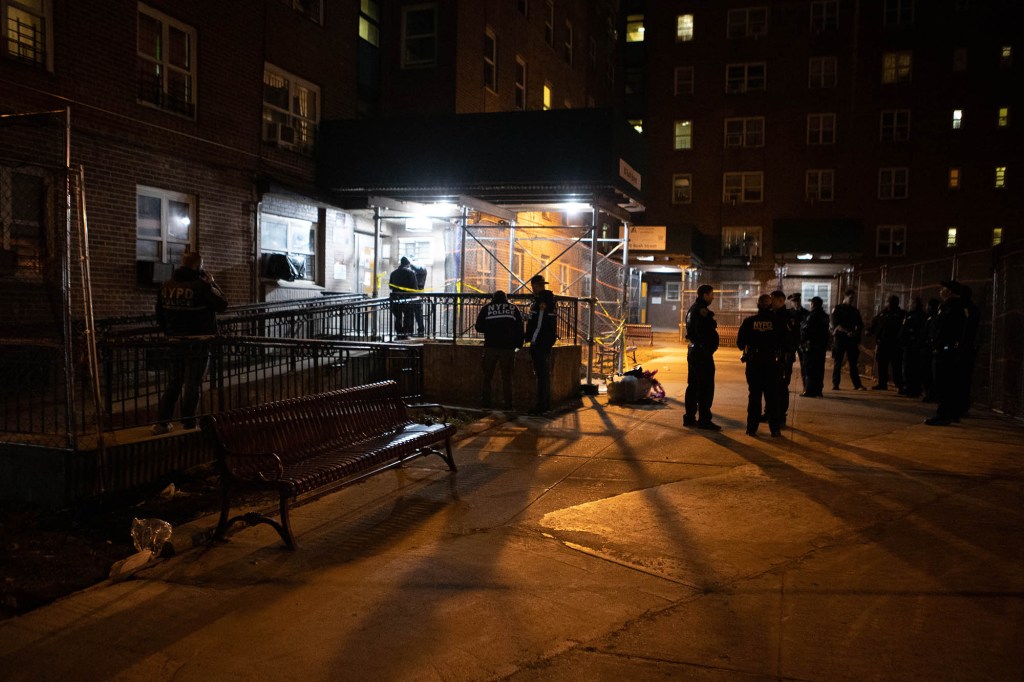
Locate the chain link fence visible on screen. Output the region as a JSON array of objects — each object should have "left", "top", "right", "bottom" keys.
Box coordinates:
[
  {"left": 686, "top": 241, "right": 1024, "bottom": 421},
  {"left": 0, "top": 109, "right": 85, "bottom": 448}
]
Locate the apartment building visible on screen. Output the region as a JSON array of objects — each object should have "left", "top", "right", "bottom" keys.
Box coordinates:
[{"left": 623, "top": 0, "right": 1021, "bottom": 318}]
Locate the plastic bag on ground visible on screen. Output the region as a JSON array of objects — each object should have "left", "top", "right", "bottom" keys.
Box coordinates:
[{"left": 131, "top": 518, "right": 173, "bottom": 556}]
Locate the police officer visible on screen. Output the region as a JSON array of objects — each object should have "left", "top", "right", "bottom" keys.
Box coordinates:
[
  {"left": 925, "top": 280, "right": 966, "bottom": 425},
  {"left": 153, "top": 251, "right": 228, "bottom": 434},
  {"left": 769, "top": 290, "right": 798, "bottom": 426},
  {"left": 388, "top": 257, "right": 418, "bottom": 339},
  {"left": 683, "top": 284, "right": 721, "bottom": 430},
  {"left": 830, "top": 288, "right": 866, "bottom": 390},
  {"left": 788, "top": 293, "right": 810, "bottom": 392},
  {"left": 898, "top": 296, "right": 926, "bottom": 398},
  {"left": 800, "top": 296, "right": 830, "bottom": 397},
  {"left": 525, "top": 274, "right": 557, "bottom": 415},
  {"left": 868, "top": 295, "right": 905, "bottom": 391},
  {"left": 475, "top": 290, "right": 524, "bottom": 411},
  {"left": 737, "top": 294, "right": 784, "bottom": 437}
]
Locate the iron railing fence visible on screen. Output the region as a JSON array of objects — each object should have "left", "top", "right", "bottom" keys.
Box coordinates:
[
  {"left": 0, "top": 336, "right": 423, "bottom": 444},
  {"left": 96, "top": 292, "right": 583, "bottom": 346}
]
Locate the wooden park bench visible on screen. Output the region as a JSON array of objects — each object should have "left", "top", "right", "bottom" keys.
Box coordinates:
[
  {"left": 200, "top": 381, "right": 456, "bottom": 549},
  {"left": 625, "top": 323, "right": 654, "bottom": 346}
]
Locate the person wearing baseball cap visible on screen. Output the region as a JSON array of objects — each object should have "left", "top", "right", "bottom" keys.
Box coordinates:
[{"left": 525, "top": 274, "right": 557, "bottom": 415}]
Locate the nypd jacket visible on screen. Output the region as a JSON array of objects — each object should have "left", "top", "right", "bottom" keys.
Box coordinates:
[
  {"left": 475, "top": 302, "right": 525, "bottom": 349},
  {"left": 155, "top": 267, "right": 228, "bottom": 336},
  {"left": 685, "top": 299, "right": 720, "bottom": 352},
  {"left": 737, "top": 309, "right": 783, "bottom": 359}
]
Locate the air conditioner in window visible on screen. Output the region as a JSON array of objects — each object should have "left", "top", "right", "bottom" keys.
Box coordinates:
[
  {"left": 725, "top": 133, "right": 743, "bottom": 146},
  {"left": 726, "top": 84, "right": 747, "bottom": 94},
  {"left": 278, "top": 125, "right": 297, "bottom": 146}
]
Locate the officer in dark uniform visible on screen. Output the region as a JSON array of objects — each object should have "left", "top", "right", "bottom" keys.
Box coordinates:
[
  {"left": 388, "top": 257, "right": 419, "bottom": 339},
  {"left": 788, "top": 293, "right": 811, "bottom": 392},
  {"left": 154, "top": 252, "right": 228, "bottom": 434},
  {"left": 867, "top": 295, "right": 905, "bottom": 391},
  {"left": 684, "top": 284, "right": 721, "bottom": 430},
  {"left": 737, "top": 294, "right": 784, "bottom": 437},
  {"left": 769, "top": 290, "right": 798, "bottom": 426},
  {"left": 830, "top": 288, "right": 866, "bottom": 390},
  {"left": 920, "top": 298, "right": 942, "bottom": 402},
  {"left": 925, "top": 280, "right": 966, "bottom": 426},
  {"left": 475, "top": 290, "right": 524, "bottom": 410},
  {"left": 410, "top": 262, "right": 428, "bottom": 337},
  {"left": 800, "top": 296, "right": 830, "bottom": 397},
  {"left": 525, "top": 274, "right": 557, "bottom": 415},
  {"left": 898, "top": 296, "right": 926, "bottom": 398}
]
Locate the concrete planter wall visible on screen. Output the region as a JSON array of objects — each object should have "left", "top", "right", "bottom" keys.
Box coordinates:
[{"left": 422, "top": 343, "right": 582, "bottom": 411}]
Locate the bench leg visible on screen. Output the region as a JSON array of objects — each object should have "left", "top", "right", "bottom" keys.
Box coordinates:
[
  {"left": 277, "top": 493, "right": 298, "bottom": 550},
  {"left": 443, "top": 436, "right": 457, "bottom": 472}
]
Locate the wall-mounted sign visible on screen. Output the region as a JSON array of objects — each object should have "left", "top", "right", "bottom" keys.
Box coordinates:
[
  {"left": 619, "top": 158, "right": 641, "bottom": 190},
  {"left": 622, "top": 225, "right": 666, "bottom": 251}
]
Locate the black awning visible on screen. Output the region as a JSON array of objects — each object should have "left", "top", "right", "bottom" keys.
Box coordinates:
[
  {"left": 317, "top": 109, "right": 646, "bottom": 209},
  {"left": 774, "top": 218, "right": 863, "bottom": 255}
]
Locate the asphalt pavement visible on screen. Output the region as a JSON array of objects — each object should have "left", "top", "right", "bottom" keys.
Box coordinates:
[{"left": 1, "top": 334, "right": 1022, "bottom": 681}]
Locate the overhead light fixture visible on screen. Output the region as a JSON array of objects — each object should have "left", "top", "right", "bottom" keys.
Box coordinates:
[
  {"left": 636, "top": 255, "right": 654, "bottom": 261},
  {"left": 797, "top": 253, "right": 814, "bottom": 260},
  {"left": 405, "top": 216, "right": 432, "bottom": 232}
]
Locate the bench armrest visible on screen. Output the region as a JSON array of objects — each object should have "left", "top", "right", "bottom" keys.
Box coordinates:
[
  {"left": 223, "top": 450, "right": 285, "bottom": 483},
  {"left": 405, "top": 401, "right": 449, "bottom": 423}
]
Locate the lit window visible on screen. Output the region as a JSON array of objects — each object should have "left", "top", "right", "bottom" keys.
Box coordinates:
[
  {"left": 953, "top": 48, "right": 967, "bottom": 72},
  {"left": 542, "top": 83, "right": 551, "bottom": 110},
  {"left": 727, "top": 7, "right": 768, "bottom": 39},
  {"left": 880, "top": 109, "right": 910, "bottom": 141},
  {"left": 722, "top": 227, "right": 762, "bottom": 257},
  {"left": 806, "top": 169, "right": 835, "bottom": 202},
  {"left": 672, "top": 174, "right": 692, "bottom": 204},
  {"left": 810, "top": 0, "right": 838, "bottom": 31},
  {"left": 564, "top": 20, "right": 573, "bottom": 65},
  {"left": 263, "top": 64, "right": 319, "bottom": 154},
  {"left": 809, "top": 56, "right": 838, "bottom": 88},
  {"left": 3, "top": 0, "right": 51, "bottom": 67},
  {"left": 484, "top": 28, "right": 497, "bottom": 91},
  {"left": 626, "top": 14, "right": 645, "bottom": 42},
  {"left": 882, "top": 51, "right": 912, "bottom": 83},
  {"left": 138, "top": 5, "right": 197, "bottom": 117},
  {"left": 677, "top": 14, "right": 694, "bottom": 42},
  {"left": 359, "top": 0, "right": 380, "bottom": 46},
  {"left": 877, "top": 225, "right": 906, "bottom": 257},
  {"left": 629, "top": 120, "right": 643, "bottom": 133},
  {"left": 878, "top": 167, "right": 909, "bottom": 199},
  {"left": 995, "top": 166, "right": 1006, "bottom": 188},
  {"left": 674, "top": 120, "right": 693, "bottom": 150},
  {"left": 723, "top": 172, "right": 763, "bottom": 203},
  {"left": 724, "top": 117, "right": 765, "bottom": 147},
  {"left": 514, "top": 57, "right": 527, "bottom": 110},
  {"left": 674, "top": 66, "right": 694, "bottom": 95},
  {"left": 261, "top": 214, "right": 317, "bottom": 282},
  {"left": 402, "top": 4, "right": 437, "bottom": 68},
  {"left": 883, "top": 0, "right": 914, "bottom": 27},
  {"left": 993, "top": 228, "right": 1003, "bottom": 246},
  {"left": 998, "top": 107, "right": 1009, "bottom": 127},
  {"left": 949, "top": 168, "right": 961, "bottom": 189},
  {"left": 1000, "top": 45, "right": 1013, "bottom": 67},
  {"left": 946, "top": 227, "right": 958, "bottom": 248},
  {"left": 726, "top": 62, "right": 766, "bottom": 93},
  {"left": 0, "top": 166, "right": 48, "bottom": 275},
  {"left": 807, "top": 113, "right": 836, "bottom": 145},
  {"left": 952, "top": 109, "right": 963, "bottom": 129},
  {"left": 136, "top": 186, "right": 194, "bottom": 265},
  {"left": 543, "top": 0, "right": 554, "bottom": 45}
]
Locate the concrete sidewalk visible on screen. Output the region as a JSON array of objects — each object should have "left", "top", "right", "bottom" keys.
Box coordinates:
[{"left": 2, "top": 338, "right": 1022, "bottom": 681}]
